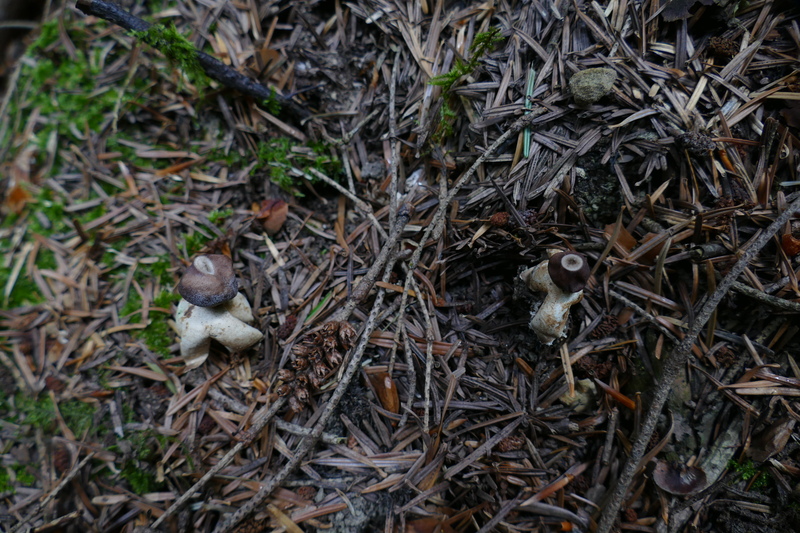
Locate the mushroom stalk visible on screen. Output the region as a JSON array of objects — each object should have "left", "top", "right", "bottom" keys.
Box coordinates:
[{"left": 520, "top": 252, "right": 589, "bottom": 344}]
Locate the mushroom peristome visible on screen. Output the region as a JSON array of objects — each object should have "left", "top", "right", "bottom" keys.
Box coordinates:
[
  {"left": 520, "top": 251, "right": 590, "bottom": 344},
  {"left": 175, "top": 254, "right": 264, "bottom": 368}
]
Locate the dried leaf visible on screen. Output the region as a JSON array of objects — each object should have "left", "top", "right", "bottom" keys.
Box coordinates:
[
  {"left": 781, "top": 234, "right": 800, "bottom": 256},
  {"left": 255, "top": 199, "right": 289, "bottom": 235},
  {"left": 4, "top": 184, "right": 33, "bottom": 215},
  {"left": 406, "top": 518, "right": 458, "bottom": 533},
  {"left": 368, "top": 371, "right": 400, "bottom": 415}
]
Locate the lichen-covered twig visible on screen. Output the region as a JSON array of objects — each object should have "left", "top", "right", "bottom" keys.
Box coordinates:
[
  {"left": 332, "top": 206, "right": 412, "bottom": 321},
  {"left": 74, "top": 0, "right": 309, "bottom": 119},
  {"left": 730, "top": 280, "right": 800, "bottom": 313},
  {"left": 595, "top": 194, "right": 800, "bottom": 533}
]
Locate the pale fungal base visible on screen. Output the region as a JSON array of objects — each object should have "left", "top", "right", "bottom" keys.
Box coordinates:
[
  {"left": 520, "top": 261, "right": 584, "bottom": 344},
  {"left": 176, "top": 293, "right": 264, "bottom": 368}
]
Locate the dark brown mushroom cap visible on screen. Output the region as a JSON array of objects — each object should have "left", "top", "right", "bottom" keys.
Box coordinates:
[
  {"left": 548, "top": 252, "right": 590, "bottom": 293},
  {"left": 177, "top": 254, "right": 239, "bottom": 307},
  {"left": 653, "top": 461, "right": 707, "bottom": 495}
]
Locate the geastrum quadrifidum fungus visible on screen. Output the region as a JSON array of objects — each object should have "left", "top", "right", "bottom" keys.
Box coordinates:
[
  {"left": 520, "top": 251, "right": 591, "bottom": 344},
  {"left": 175, "top": 254, "right": 263, "bottom": 368}
]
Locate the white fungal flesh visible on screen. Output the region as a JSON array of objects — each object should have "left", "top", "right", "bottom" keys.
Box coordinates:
[
  {"left": 520, "top": 260, "right": 584, "bottom": 344},
  {"left": 176, "top": 293, "right": 264, "bottom": 368},
  {"left": 561, "top": 254, "right": 585, "bottom": 272},
  {"left": 194, "top": 255, "right": 216, "bottom": 275}
]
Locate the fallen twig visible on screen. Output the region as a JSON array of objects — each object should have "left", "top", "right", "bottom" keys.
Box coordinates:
[
  {"left": 74, "top": 0, "right": 309, "bottom": 120},
  {"left": 730, "top": 280, "right": 800, "bottom": 313},
  {"left": 595, "top": 194, "right": 800, "bottom": 533}
]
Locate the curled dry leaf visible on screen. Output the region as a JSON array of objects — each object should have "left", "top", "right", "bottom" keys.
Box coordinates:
[
  {"left": 781, "top": 233, "right": 800, "bottom": 256},
  {"left": 3, "top": 146, "right": 37, "bottom": 215},
  {"left": 255, "top": 199, "right": 289, "bottom": 235}
]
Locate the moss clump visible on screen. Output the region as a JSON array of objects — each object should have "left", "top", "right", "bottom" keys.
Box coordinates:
[
  {"left": 180, "top": 232, "right": 212, "bottom": 256},
  {"left": 255, "top": 137, "right": 341, "bottom": 196},
  {"left": 120, "top": 460, "right": 160, "bottom": 494},
  {"left": 129, "top": 429, "right": 173, "bottom": 462},
  {"left": 0, "top": 263, "right": 44, "bottom": 309},
  {"left": 130, "top": 23, "right": 208, "bottom": 88},
  {"left": 13, "top": 465, "right": 36, "bottom": 486},
  {"left": 60, "top": 400, "right": 96, "bottom": 436},
  {"left": 15, "top": 394, "right": 55, "bottom": 429},
  {"left": 122, "top": 290, "right": 178, "bottom": 357},
  {"left": 428, "top": 27, "right": 503, "bottom": 144},
  {"left": 116, "top": 430, "right": 175, "bottom": 493},
  {"left": 134, "top": 254, "right": 174, "bottom": 286},
  {"left": 262, "top": 87, "right": 282, "bottom": 115},
  {"left": 0, "top": 468, "right": 13, "bottom": 494},
  {"left": 728, "top": 459, "right": 771, "bottom": 489},
  {"left": 429, "top": 27, "right": 503, "bottom": 91},
  {"left": 208, "top": 207, "right": 234, "bottom": 225},
  {"left": 10, "top": 27, "right": 126, "bottom": 156}
]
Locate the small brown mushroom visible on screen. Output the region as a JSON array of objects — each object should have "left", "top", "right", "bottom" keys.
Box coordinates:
[
  {"left": 548, "top": 252, "right": 591, "bottom": 293},
  {"left": 177, "top": 254, "right": 239, "bottom": 307},
  {"left": 174, "top": 254, "right": 263, "bottom": 368},
  {"left": 653, "top": 460, "right": 707, "bottom": 495}
]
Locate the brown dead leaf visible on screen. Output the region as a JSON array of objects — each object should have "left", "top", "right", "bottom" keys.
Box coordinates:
[
  {"left": 4, "top": 184, "right": 33, "bottom": 215},
  {"left": 781, "top": 233, "right": 800, "bottom": 256},
  {"left": 604, "top": 223, "right": 637, "bottom": 251},
  {"left": 406, "top": 518, "right": 458, "bottom": 533},
  {"left": 748, "top": 417, "right": 796, "bottom": 462},
  {"left": 255, "top": 199, "right": 289, "bottom": 235},
  {"left": 368, "top": 372, "right": 400, "bottom": 416},
  {"left": 4, "top": 145, "right": 37, "bottom": 214}
]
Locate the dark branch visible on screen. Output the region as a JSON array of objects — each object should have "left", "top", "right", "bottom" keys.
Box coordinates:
[{"left": 75, "top": 0, "right": 309, "bottom": 120}]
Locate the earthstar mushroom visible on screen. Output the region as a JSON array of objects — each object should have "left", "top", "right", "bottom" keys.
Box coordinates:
[
  {"left": 520, "top": 251, "right": 590, "bottom": 344},
  {"left": 175, "top": 254, "right": 264, "bottom": 368},
  {"left": 652, "top": 461, "right": 707, "bottom": 495}
]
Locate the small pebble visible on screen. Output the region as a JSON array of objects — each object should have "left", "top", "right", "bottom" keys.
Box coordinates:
[{"left": 569, "top": 68, "right": 617, "bottom": 107}]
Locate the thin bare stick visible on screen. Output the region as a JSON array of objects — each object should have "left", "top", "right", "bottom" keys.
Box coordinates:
[
  {"left": 410, "top": 277, "right": 435, "bottom": 432},
  {"left": 607, "top": 289, "right": 680, "bottom": 343},
  {"left": 596, "top": 194, "right": 800, "bottom": 533},
  {"left": 74, "top": 0, "right": 308, "bottom": 119},
  {"left": 305, "top": 167, "right": 388, "bottom": 241},
  {"left": 397, "top": 326, "right": 417, "bottom": 429},
  {"left": 332, "top": 205, "right": 412, "bottom": 321},
  {"left": 388, "top": 50, "right": 401, "bottom": 228},
  {"left": 730, "top": 280, "right": 800, "bottom": 313}
]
